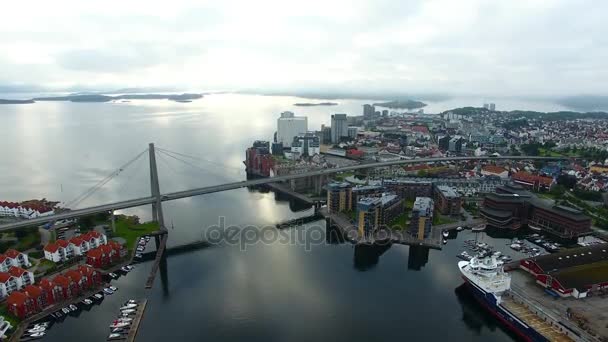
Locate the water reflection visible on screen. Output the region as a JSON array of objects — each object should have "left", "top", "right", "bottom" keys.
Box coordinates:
[
  {"left": 353, "top": 243, "right": 392, "bottom": 271},
  {"left": 407, "top": 245, "right": 430, "bottom": 271},
  {"left": 454, "top": 284, "right": 515, "bottom": 339}
]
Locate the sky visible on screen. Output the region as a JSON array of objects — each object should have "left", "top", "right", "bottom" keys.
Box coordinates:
[{"left": 0, "top": 0, "right": 606, "bottom": 96}]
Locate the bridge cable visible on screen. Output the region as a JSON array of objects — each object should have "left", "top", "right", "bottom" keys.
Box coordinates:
[
  {"left": 64, "top": 148, "right": 149, "bottom": 209},
  {"left": 156, "top": 149, "right": 239, "bottom": 182},
  {"left": 156, "top": 147, "right": 245, "bottom": 174}
]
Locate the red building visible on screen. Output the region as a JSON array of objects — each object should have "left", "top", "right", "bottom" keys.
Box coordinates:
[
  {"left": 520, "top": 245, "right": 608, "bottom": 298},
  {"left": 64, "top": 270, "right": 85, "bottom": 295},
  {"left": 39, "top": 278, "right": 63, "bottom": 304},
  {"left": 7, "top": 291, "right": 35, "bottom": 319},
  {"left": 53, "top": 274, "right": 75, "bottom": 299},
  {"left": 512, "top": 171, "right": 554, "bottom": 191},
  {"left": 23, "top": 285, "right": 47, "bottom": 311},
  {"left": 245, "top": 141, "right": 274, "bottom": 177},
  {"left": 78, "top": 265, "right": 101, "bottom": 287}
]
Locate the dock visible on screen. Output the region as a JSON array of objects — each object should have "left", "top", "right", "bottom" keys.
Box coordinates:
[
  {"left": 501, "top": 295, "right": 574, "bottom": 342},
  {"left": 125, "top": 299, "right": 148, "bottom": 342}
]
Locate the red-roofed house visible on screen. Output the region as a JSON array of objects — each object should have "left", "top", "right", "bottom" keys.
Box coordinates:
[
  {"left": 78, "top": 265, "right": 101, "bottom": 288},
  {"left": 81, "top": 231, "right": 107, "bottom": 249},
  {"left": 23, "top": 285, "right": 47, "bottom": 311},
  {"left": 69, "top": 236, "right": 88, "bottom": 256},
  {"left": 53, "top": 274, "right": 75, "bottom": 299},
  {"left": 39, "top": 278, "right": 63, "bottom": 305},
  {"left": 44, "top": 238, "right": 77, "bottom": 262},
  {"left": 86, "top": 248, "right": 107, "bottom": 269},
  {"left": 7, "top": 291, "right": 35, "bottom": 319},
  {"left": 0, "top": 272, "right": 15, "bottom": 298},
  {"left": 8, "top": 266, "right": 34, "bottom": 288},
  {"left": 65, "top": 270, "right": 85, "bottom": 295},
  {"left": 3, "top": 249, "right": 30, "bottom": 269},
  {"left": 481, "top": 165, "right": 509, "bottom": 179}
]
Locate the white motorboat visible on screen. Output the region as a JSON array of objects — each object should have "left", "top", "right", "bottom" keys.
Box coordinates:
[
  {"left": 27, "top": 327, "right": 46, "bottom": 334},
  {"left": 456, "top": 226, "right": 463, "bottom": 231},
  {"left": 125, "top": 299, "right": 137, "bottom": 304},
  {"left": 510, "top": 243, "right": 521, "bottom": 251},
  {"left": 28, "top": 331, "right": 46, "bottom": 338},
  {"left": 135, "top": 253, "right": 143, "bottom": 258},
  {"left": 69, "top": 304, "right": 78, "bottom": 311},
  {"left": 103, "top": 288, "right": 114, "bottom": 295},
  {"left": 108, "top": 333, "right": 123, "bottom": 340},
  {"left": 109, "top": 322, "right": 130, "bottom": 329},
  {"left": 94, "top": 293, "right": 104, "bottom": 299},
  {"left": 61, "top": 307, "right": 70, "bottom": 314},
  {"left": 442, "top": 230, "right": 449, "bottom": 238},
  {"left": 120, "top": 303, "right": 137, "bottom": 310},
  {"left": 109, "top": 286, "right": 118, "bottom": 291},
  {"left": 118, "top": 317, "right": 133, "bottom": 322},
  {"left": 121, "top": 266, "right": 130, "bottom": 272},
  {"left": 121, "top": 309, "right": 136, "bottom": 314},
  {"left": 83, "top": 298, "right": 93, "bottom": 305},
  {"left": 108, "top": 272, "right": 118, "bottom": 278}
]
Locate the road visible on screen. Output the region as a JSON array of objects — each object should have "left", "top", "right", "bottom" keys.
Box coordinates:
[{"left": 0, "top": 155, "right": 565, "bottom": 231}]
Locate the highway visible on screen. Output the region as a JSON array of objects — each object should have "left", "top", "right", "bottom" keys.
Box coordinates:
[{"left": 0, "top": 155, "right": 565, "bottom": 231}]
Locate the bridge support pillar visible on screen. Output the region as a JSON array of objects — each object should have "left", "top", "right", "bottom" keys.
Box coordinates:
[
  {"left": 149, "top": 143, "right": 165, "bottom": 230},
  {"left": 111, "top": 210, "right": 116, "bottom": 233}
]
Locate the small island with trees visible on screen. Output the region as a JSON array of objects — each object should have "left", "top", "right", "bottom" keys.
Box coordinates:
[
  {"left": 293, "top": 102, "right": 338, "bottom": 107},
  {"left": 373, "top": 99, "right": 427, "bottom": 109}
]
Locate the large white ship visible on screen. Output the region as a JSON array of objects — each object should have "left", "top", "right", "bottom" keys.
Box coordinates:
[{"left": 459, "top": 255, "right": 564, "bottom": 342}]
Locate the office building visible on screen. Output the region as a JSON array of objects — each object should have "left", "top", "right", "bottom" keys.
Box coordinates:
[
  {"left": 409, "top": 197, "right": 434, "bottom": 240},
  {"left": 347, "top": 126, "right": 358, "bottom": 139},
  {"left": 449, "top": 136, "right": 464, "bottom": 153},
  {"left": 383, "top": 180, "right": 433, "bottom": 200},
  {"left": 363, "top": 104, "right": 375, "bottom": 120},
  {"left": 291, "top": 132, "right": 320, "bottom": 157},
  {"left": 433, "top": 185, "right": 462, "bottom": 216},
  {"left": 382, "top": 109, "right": 389, "bottom": 117},
  {"left": 380, "top": 194, "right": 404, "bottom": 226},
  {"left": 331, "top": 114, "right": 348, "bottom": 143},
  {"left": 327, "top": 182, "right": 353, "bottom": 213},
  {"left": 320, "top": 125, "right": 332, "bottom": 144},
  {"left": 277, "top": 111, "right": 307, "bottom": 147}
]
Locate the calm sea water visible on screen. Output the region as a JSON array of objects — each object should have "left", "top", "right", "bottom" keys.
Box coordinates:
[{"left": 0, "top": 94, "right": 557, "bottom": 341}]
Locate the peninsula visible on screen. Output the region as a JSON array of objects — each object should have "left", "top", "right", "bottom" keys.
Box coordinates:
[
  {"left": 373, "top": 99, "right": 427, "bottom": 109},
  {"left": 0, "top": 93, "right": 203, "bottom": 104}
]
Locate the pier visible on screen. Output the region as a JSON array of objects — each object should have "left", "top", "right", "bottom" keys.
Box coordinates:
[
  {"left": 264, "top": 182, "right": 315, "bottom": 204},
  {"left": 276, "top": 213, "right": 323, "bottom": 229},
  {"left": 125, "top": 299, "right": 148, "bottom": 342}
]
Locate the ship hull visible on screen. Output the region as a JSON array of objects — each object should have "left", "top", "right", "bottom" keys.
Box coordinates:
[{"left": 462, "top": 278, "right": 549, "bottom": 342}]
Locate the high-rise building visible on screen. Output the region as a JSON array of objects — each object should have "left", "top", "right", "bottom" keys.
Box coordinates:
[
  {"left": 245, "top": 141, "right": 274, "bottom": 177},
  {"left": 291, "top": 132, "right": 320, "bottom": 157},
  {"left": 489, "top": 103, "right": 496, "bottom": 111},
  {"left": 382, "top": 109, "right": 389, "bottom": 117},
  {"left": 363, "top": 104, "right": 375, "bottom": 120},
  {"left": 449, "top": 136, "right": 464, "bottom": 153},
  {"left": 277, "top": 111, "right": 307, "bottom": 148},
  {"left": 409, "top": 197, "right": 434, "bottom": 239},
  {"left": 331, "top": 114, "right": 348, "bottom": 143},
  {"left": 320, "top": 125, "right": 332, "bottom": 144},
  {"left": 327, "top": 182, "right": 353, "bottom": 213}
]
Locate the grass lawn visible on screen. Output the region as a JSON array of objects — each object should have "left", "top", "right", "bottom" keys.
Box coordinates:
[
  {"left": 114, "top": 218, "right": 160, "bottom": 251},
  {"left": 538, "top": 148, "right": 564, "bottom": 157},
  {"left": 389, "top": 212, "right": 409, "bottom": 230},
  {"left": 15, "top": 230, "right": 41, "bottom": 251},
  {"left": 432, "top": 214, "right": 457, "bottom": 226},
  {"left": 334, "top": 172, "right": 354, "bottom": 181},
  {"left": 0, "top": 304, "right": 20, "bottom": 329}
]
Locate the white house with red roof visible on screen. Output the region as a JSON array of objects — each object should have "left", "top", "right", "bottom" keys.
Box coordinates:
[
  {"left": 0, "top": 267, "right": 34, "bottom": 298},
  {"left": 44, "top": 231, "right": 108, "bottom": 263},
  {"left": 481, "top": 165, "right": 509, "bottom": 179},
  {"left": 0, "top": 249, "right": 30, "bottom": 272},
  {"left": 0, "top": 201, "right": 54, "bottom": 219}
]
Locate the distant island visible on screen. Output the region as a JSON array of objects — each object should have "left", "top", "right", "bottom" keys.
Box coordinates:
[
  {"left": 0, "top": 99, "right": 35, "bottom": 104},
  {"left": 0, "top": 93, "right": 203, "bottom": 104},
  {"left": 293, "top": 102, "right": 338, "bottom": 107},
  {"left": 442, "top": 106, "right": 608, "bottom": 120},
  {"left": 373, "top": 99, "right": 427, "bottom": 109}
]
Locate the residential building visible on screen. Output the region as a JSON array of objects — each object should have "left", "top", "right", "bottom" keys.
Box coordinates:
[
  {"left": 363, "top": 104, "right": 375, "bottom": 120},
  {"left": 433, "top": 185, "right": 462, "bottom": 216},
  {"left": 277, "top": 111, "right": 307, "bottom": 147},
  {"left": 327, "top": 182, "right": 353, "bottom": 213},
  {"left": 331, "top": 114, "right": 348, "bottom": 143},
  {"left": 0, "top": 267, "right": 35, "bottom": 298},
  {"left": 512, "top": 171, "right": 554, "bottom": 191},
  {"left": 291, "top": 132, "right": 320, "bottom": 157},
  {"left": 44, "top": 232, "right": 108, "bottom": 263},
  {"left": 347, "top": 126, "right": 358, "bottom": 139},
  {"left": 6, "top": 291, "right": 35, "bottom": 319},
  {"left": 357, "top": 197, "right": 382, "bottom": 238},
  {"left": 352, "top": 185, "right": 385, "bottom": 205},
  {"left": 449, "top": 136, "right": 464, "bottom": 153},
  {"left": 409, "top": 197, "right": 434, "bottom": 239},
  {"left": 0, "top": 249, "right": 30, "bottom": 272},
  {"left": 383, "top": 180, "right": 433, "bottom": 200},
  {"left": 379, "top": 194, "right": 404, "bottom": 226},
  {"left": 0, "top": 201, "right": 54, "bottom": 219},
  {"left": 245, "top": 141, "right": 274, "bottom": 177}
]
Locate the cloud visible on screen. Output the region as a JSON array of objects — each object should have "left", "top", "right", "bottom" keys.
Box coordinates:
[{"left": 0, "top": 0, "right": 607, "bottom": 96}]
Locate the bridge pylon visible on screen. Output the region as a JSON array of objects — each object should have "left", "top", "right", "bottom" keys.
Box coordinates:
[{"left": 149, "top": 143, "right": 165, "bottom": 230}]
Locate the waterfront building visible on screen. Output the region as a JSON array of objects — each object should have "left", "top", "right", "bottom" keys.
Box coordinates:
[
  {"left": 86, "top": 243, "right": 121, "bottom": 268},
  {"left": 379, "top": 194, "right": 404, "bottom": 226},
  {"left": 277, "top": 111, "right": 307, "bottom": 147},
  {"left": 327, "top": 182, "right": 353, "bottom": 213},
  {"left": 0, "top": 249, "right": 30, "bottom": 272},
  {"left": 357, "top": 197, "right": 382, "bottom": 238},
  {"left": 363, "top": 104, "right": 375, "bottom": 120},
  {"left": 433, "top": 185, "right": 462, "bottom": 216},
  {"left": 6, "top": 291, "right": 35, "bottom": 319},
  {"left": 352, "top": 185, "right": 385, "bottom": 205},
  {"left": 331, "top": 114, "right": 348, "bottom": 143},
  {"left": 39, "top": 278, "right": 63, "bottom": 305},
  {"left": 291, "top": 132, "right": 320, "bottom": 157},
  {"left": 409, "top": 197, "right": 434, "bottom": 240},
  {"left": 23, "top": 285, "right": 47, "bottom": 312},
  {"left": 245, "top": 141, "right": 274, "bottom": 177},
  {"left": 44, "top": 231, "right": 108, "bottom": 263},
  {"left": 520, "top": 245, "right": 608, "bottom": 298},
  {"left": 481, "top": 184, "right": 592, "bottom": 238}
]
